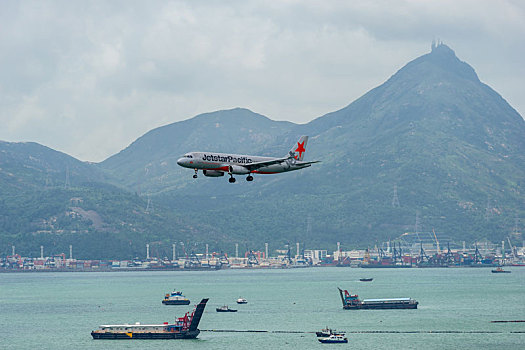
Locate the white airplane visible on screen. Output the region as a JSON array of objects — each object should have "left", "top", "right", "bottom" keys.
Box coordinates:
[{"left": 177, "top": 136, "right": 319, "bottom": 183}]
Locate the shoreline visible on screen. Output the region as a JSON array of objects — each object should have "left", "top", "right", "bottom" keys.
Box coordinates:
[{"left": 2, "top": 264, "right": 520, "bottom": 273}]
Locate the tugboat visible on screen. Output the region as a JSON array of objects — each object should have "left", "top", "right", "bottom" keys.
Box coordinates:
[
  {"left": 491, "top": 267, "right": 511, "bottom": 273},
  {"left": 162, "top": 290, "right": 191, "bottom": 305},
  {"left": 216, "top": 305, "right": 237, "bottom": 312},
  {"left": 338, "top": 288, "right": 418, "bottom": 310},
  {"left": 318, "top": 334, "right": 348, "bottom": 344},
  {"left": 236, "top": 297, "right": 248, "bottom": 304},
  {"left": 316, "top": 327, "right": 344, "bottom": 337},
  {"left": 91, "top": 298, "right": 208, "bottom": 339}
]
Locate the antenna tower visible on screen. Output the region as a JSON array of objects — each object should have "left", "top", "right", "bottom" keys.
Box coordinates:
[
  {"left": 513, "top": 216, "right": 520, "bottom": 237},
  {"left": 484, "top": 196, "right": 491, "bottom": 221},
  {"left": 64, "top": 166, "right": 70, "bottom": 189},
  {"left": 306, "top": 215, "right": 312, "bottom": 236},
  {"left": 45, "top": 170, "right": 52, "bottom": 188},
  {"left": 145, "top": 194, "right": 153, "bottom": 213},
  {"left": 392, "top": 184, "right": 400, "bottom": 207}
]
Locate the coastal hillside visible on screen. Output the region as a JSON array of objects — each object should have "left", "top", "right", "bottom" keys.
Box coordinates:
[
  {"left": 0, "top": 141, "right": 222, "bottom": 258},
  {"left": 1, "top": 44, "right": 523, "bottom": 257},
  {"left": 121, "top": 44, "right": 524, "bottom": 249}
]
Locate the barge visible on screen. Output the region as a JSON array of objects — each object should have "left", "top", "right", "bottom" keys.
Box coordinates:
[
  {"left": 91, "top": 298, "right": 208, "bottom": 339},
  {"left": 338, "top": 288, "right": 418, "bottom": 310},
  {"left": 491, "top": 267, "right": 511, "bottom": 273}
]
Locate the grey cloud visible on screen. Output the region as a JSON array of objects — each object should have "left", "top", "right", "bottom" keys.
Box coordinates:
[{"left": 0, "top": 0, "right": 523, "bottom": 161}]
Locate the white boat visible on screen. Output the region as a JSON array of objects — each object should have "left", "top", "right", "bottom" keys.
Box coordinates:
[
  {"left": 318, "top": 334, "right": 348, "bottom": 343},
  {"left": 236, "top": 297, "right": 247, "bottom": 304}
]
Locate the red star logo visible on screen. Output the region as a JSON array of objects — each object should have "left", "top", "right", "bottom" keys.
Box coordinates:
[{"left": 295, "top": 141, "right": 306, "bottom": 159}]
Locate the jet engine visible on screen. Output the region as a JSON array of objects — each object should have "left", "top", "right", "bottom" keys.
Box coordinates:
[
  {"left": 228, "top": 165, "right": 250, "bottom": 175},
  {"left": 203, "top": 170, "right": 225, "bottom": 177}
]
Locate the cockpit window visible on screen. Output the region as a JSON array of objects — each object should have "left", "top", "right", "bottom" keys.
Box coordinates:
[{"left": 184, "top": 154, "right": 193, "bottom": 158}]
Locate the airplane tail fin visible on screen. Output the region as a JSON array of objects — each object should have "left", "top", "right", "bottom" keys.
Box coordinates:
[{"left": 287, "top": 136, "right": 309, "bottom": 161}]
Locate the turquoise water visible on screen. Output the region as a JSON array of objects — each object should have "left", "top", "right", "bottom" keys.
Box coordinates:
[{"left": 1, "top": 267, "right": 523, "bottom": 349}]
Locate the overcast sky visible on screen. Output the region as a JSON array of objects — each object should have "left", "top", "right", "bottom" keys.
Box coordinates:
[{"left": 1, "top": 0, "right": 524, "bottom": 162}]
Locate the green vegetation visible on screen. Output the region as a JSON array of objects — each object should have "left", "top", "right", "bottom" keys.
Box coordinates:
[{"left": 1, "top": 44, "right": 523, "bottom": 258}]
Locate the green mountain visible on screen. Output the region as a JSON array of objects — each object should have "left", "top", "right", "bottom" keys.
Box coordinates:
[
  {"left": 0, "top": 141, "right": 221, "bottom": 258},
  {"left": 2, "top": 44, "right": 523, "bottom": 258},
  {"left": 99, "top": 44, "right": 523, "bottom": 251},
  {"left": 0, "top": 141, "right": 108, "bottom": 194},
  {"left": 100, "top": 108, "right": 296, "bottom": 194}
]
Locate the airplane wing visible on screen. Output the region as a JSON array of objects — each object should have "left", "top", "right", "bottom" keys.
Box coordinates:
[
  {"left": 293, "top": 160, "right": 321, "bottom": 168},
  {"left": 243, "top": 157, "right": 290, "bottom": 171},
  {"left": 244, "top": 157, "right": 320, "bottom": 171}
]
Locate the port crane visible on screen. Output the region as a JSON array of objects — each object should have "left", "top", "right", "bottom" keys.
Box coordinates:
[
  {"left": 507, "top": 237, "right": 517, "bottom": 261},
  {"left": 212, "top": 251, "right": 230, "bottom": 266},
  {"left": 179, "top": 242, "right": 188, "bottom": 259},
  {"left": 432, "top": 228, "right": 441, "bottom": 254},
  {"left": 246, "top": 250, "right": 259, "bottom": 266},
  {"left": 474, "top": 244, "right": 483, "bottom": 264},
  {"left": 444, "top": 242, "right": 454, "bottom": 265},
  {"left": 418, "top": 242, "right": 431, "bottom": 264}
]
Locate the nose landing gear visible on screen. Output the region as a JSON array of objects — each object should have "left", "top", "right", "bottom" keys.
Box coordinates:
[{"left": 193, "top": 169, "right": 198, "bottom": 179}]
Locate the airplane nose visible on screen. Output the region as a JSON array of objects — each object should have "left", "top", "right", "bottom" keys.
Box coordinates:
[{"left": 177, "top": 158, "right": 186, "bottom": 166}]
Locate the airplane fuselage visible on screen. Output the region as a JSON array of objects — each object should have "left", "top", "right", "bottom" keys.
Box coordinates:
[
  {"left": 176, "top": 135, "right": 317, "bottom": 182},
  {"left": 177, "top": 151, "right": 311, "bottom": 175}
]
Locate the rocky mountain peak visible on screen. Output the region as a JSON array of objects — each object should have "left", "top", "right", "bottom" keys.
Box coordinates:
[{"left": 399, "top": 42, "right": 479, "bottom": 83}]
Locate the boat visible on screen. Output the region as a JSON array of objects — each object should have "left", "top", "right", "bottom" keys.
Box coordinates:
[
  {"left": 236, "top": 297, "right": 248, "bottom": 304},
  {"left": 359, "top": 278, "right": 373, "bottom": 282},
  {"left": 338, "top": 288, "right": 418, "bottom": 310},
  {"left": 216, "top": 305, "right": 237, "bottom": 312},
  {"left": 162, "top": 290, "right": 191, "bottom": 305},
  {"left": 318, "top": 334, "right": 348, "bottom": 343},
  {"left": 91, "top": 298, "right": 208, "bottom": 339},
  {"left": 491, "top": 267, "right": 511, "bottom": 273},
  {"left": 316, "top": 327, "right": 344, "bottom": 337}
]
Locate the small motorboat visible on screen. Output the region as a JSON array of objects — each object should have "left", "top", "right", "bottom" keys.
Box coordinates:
[
  {"left": 491, "top": 267, "right": 511, "bottom": 273},
  {"left": 318, "top": 334, "right": 348, "bottom": 343},
  {"left": 236, "top": 297, "right": 248, "bottom": 304},
  {"left": 216, "top": 305, "right": 237, "bottom": 312},
  {"left": 359, "top": 278, "right": 373, "bottom": 282}
]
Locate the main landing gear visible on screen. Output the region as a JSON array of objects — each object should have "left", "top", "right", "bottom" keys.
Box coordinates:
[
  {"left": 229, "top": 175, "right": 253, "bottom": 183},
  {"left": 193, "top": 169, "right": 198, "bottom": 179}
]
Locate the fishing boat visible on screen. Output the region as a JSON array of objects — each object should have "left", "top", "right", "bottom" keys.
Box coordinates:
[
  {"left": 216, "top": 305, "right": 237, "bottom": 312},
  {"left": 91, "top": 298, "right": 208, "bottom": 339},
  {"left": 491, "top": 267, "right": 511, "bottom": 273},
  {"left": 236, "top": 297, "right": 248, "bottom": 304},
  {"left": 318, "top": 334, "right": 348, "bottom": 343},
  {"left": 338, "top": 288, "right": 418, "bottom": 310},
  {"left": 162, "top": 290, "right": 191, "bottom": 305}
]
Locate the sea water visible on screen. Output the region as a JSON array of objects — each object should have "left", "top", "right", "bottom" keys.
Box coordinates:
[{"left": 1, "top": 267, "right": 523, "bottom": 349}]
